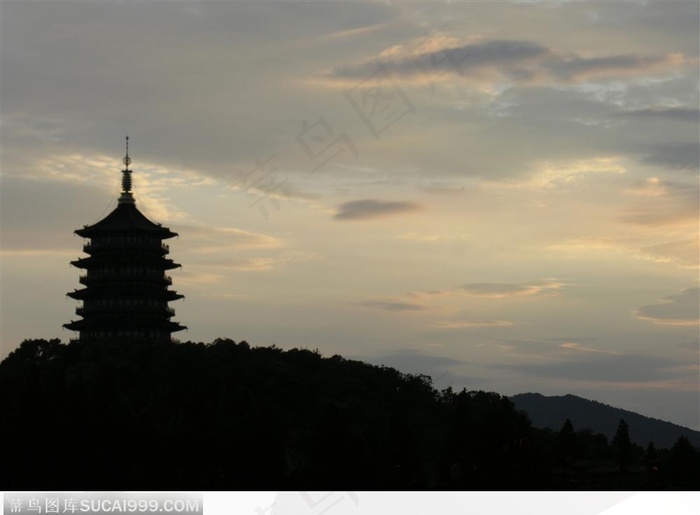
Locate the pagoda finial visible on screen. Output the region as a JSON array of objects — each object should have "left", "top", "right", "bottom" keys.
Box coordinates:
[
  {"left": 123, "top": 136, "right": 131, "bottom": 171},
  {"left": 119, "top": 136, "right": 135, "bottom": 204}
]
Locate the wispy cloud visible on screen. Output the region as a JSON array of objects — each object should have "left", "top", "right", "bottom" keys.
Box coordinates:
[
  {"left": 21, "top": 150, "right": 209, "bottom": 223},
  {"left": 431, "top": 320, "right": 513, "bottom": 329},
  {"left": 182, "top": 225, "right": 284, "bottom": 252},
  {"left": 195, "top": 251, "right": 321, "bottom": 273},
  {"left": 558, "top": 342, "right": 620, "bottom": 355},
  {"left": 545, "top": 52, "right": 685, "bottom": 82},
  {"left": 318, "top": 21, "right": 390, "bottom": 42},
  {"left": 618, "top": 107, "right": 700, "bottom": 122},
  {"left": 362, "top": 279, "right": 568, "bottom": 318},
  {"left": 358, "top": 299, "right": 427, "bottom": 312},
  {"left": 458, "top": 280, "right": 566, "bottom": 298},
  {"left": 497, "top": 353, "right": 687, "bottom": 383},
  {"left": 405, "top": 289, "right": 451, "bottom": 300},
  {"left": 175, "top": 270, "right": 226, "bottom": 286},
  {"left": 546, "top": 238, "right": 624, "bottom": 256},
  {"left": 321, "top": 35, "right": 687, "bottom": 87},
  {"left": 334, "top": 199, "right": 422, "bottom": 221},
  {"left": 329, "top": 38, "right": 548, "bottom": 81},
  {"left": 483, "top": 157, "right": 627, "bottom": 191},
  {"left": 634, "top": 288, "right": 700, "bottom": 326},
  {"left": 636, "top": 239, "right": 699, "bottom": 269},
  {"left": 621, "top": 180, "right": 698, "bottom": 227},
  {"left": 641, "top": 142, "right": 700, "bottom": 172},
  {"left": 398, "top": 231, "right": 469, "bottom": 242},
  {"left": 623, "top": 177, "right": 669, "bottom": 197},
  {"left": 178, "top": 225, "right": 313, "bottom": 274}
]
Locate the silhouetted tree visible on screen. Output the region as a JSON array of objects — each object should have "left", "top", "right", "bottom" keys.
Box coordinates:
[
  {"left": 576, "top": 428, "right": 610, "bottom": 460},
  {"left": 612, "top": 419, "right": 634, "bottom": 470},
  {"left": 668, "top": 436, "right": 700, "bottom": 489},
  {"left": 646, "top": 442, "right": 658, "bottom": 462},
  {"left": 555, "top": 418, "right": 577, "bottom": 466}
]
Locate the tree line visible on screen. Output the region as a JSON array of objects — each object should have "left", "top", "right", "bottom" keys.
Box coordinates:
[{"left": 1, "top": 338, "right": 698, "bottom": 490}]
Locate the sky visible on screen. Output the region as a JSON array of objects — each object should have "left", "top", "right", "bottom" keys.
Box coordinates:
[{"left": 1, "top": 1, "right": 699, "bottom": 430}]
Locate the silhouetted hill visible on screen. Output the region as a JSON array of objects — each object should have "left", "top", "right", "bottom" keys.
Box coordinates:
[
  {"left": 511, "top": 393, "right": 700, "bottom": 450},
  {"left": 2, "top": 339, "right": 699, "bottom": 490}
]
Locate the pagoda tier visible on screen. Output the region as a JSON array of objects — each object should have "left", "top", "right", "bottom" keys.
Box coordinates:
[
  {"left": 64, "top": 141, "right": 186, "bottom": 343},
  {"left": 67, "top": 286, "right": 184, "bottom": 302}
]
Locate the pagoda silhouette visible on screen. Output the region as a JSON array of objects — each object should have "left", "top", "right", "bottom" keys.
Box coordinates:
[{"left": 64, "top": 138, "right": 186, "bottom": 342}]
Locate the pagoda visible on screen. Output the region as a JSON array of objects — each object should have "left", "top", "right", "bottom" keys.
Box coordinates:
[{"left": 64, "top": 138, "right": 186, "bottom": 343}]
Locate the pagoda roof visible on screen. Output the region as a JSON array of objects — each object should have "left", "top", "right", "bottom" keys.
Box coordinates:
[
  {"left": 76, "top": 203, "right": 177, "bottom": 239},
  {"left": 71, "top": 256, "right": 181, "bottom": 270},
  {"left": 67, "top": 287, "right": 184, "bottom": 301}
]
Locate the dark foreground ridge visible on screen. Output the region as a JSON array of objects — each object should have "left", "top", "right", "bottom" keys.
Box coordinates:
[{"left": 1, "top": 339, "right": 698, "bottom": 490}]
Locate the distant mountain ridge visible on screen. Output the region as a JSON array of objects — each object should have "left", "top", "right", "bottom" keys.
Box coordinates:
[{"left": 510, "top": 393, "right": 700, "bottom": 450}]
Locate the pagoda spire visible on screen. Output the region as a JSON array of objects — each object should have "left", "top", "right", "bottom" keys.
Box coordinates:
[{"left": 118, "top": 136, "right": 135, "bottom": 204}]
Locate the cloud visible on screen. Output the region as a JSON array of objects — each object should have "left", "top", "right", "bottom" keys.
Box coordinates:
[
  {"left": 636, "top": 239, "right": 699, "bottom": 268},
  {"left": 544, "top": 52, "right": 684, "bottom": 82},
  {"left": 458, "top": 280, "right": 565, "bottom": 298},
  {"left": 334, "top": 199, "right": 422, "bottom": 221},
  {"left": 25, "top": 150, "right": 210, "bottom": 223},
  {"left": 330, "top": 38, "right": 549, "bottom": 81},
  {"left": 176, "top": 225, "right": 315, "bottom": 274},
  {"left": 318, "top": 21, "right": 390, "bottom": 42},
  {"left": 323, "top": 35, "right": 686, "bottom": 87},
  {"left": 546, "top": 238, "right": 624, "bottom": 256},
  {"left": 618, "top": 107, "right": 700, "bottom": 122},
  {"left": 634, "top": 288, "right": 700, "bottom": 326},
  {"left": 194, "top": 251, "right": 321, "bottom": 272},
  {"left": 356, "top": 289, "right": 452, "bottom": 314},
  {"left": 405, "top": 289, "right": 450, "bottom": 300},
  {"left": 521, "top": 157, "right": 627, "bottom": 190},
  {"left": 641, "top": 142, "right": 700, "bottom": 171},
  {"left": 621, "top": 179, "right": 699, "bottom": 227},
  {"left": 358, "top": 279, "right": 566, "bottom": 318},
  {"left": 431, "top": 320, "right": 513, "bottom": 329},
  {"left": 181, "top": 225, "right": 284, "bottom": 252},
  {"left": 547, "top": 235, "right": 699, "bottom": 269},
  {"left": 498, "top": 354, "right": 685, "bottom": 383},
  {"left": 398, "top": 231, "right": 469, "bottom": 242},
  {"left": 175, "top": 270, "right": 226, "bottom": 286},
  {"left": 623, "top": 177, "right": 668, "bottom": 197},
  {"left": 358, "top": 300, "right": 427, "bottom": 312},
  {"left": 367, "top": 280, "right": 566, "bottom": 317},
  {"left": 487, "top": 337, "right": 599, "bottom": 361},
  {"left": 558, "top": 342, "right": 620, "bottom": 355}
]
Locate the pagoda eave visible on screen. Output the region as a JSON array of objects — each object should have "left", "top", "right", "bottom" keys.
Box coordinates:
[
  {"left": 68, "top": 288, "right": 184, "bottom": 301},
  {"left": 71, "top": 257, "right": 181, "bottom": 270}
]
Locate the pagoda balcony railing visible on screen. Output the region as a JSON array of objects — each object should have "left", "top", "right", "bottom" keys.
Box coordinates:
[
  {"left": 79, "top": 273, "right": 173, "bottom": 285},
  {"left": 83, "top": 241, "right": 169, "bottom": 253},
  {"left": 76, "top": 305, "right": 176, "bottom": 316}
]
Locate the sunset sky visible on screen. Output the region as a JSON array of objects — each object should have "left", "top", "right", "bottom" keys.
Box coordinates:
[{"left": 2, "top": 1, "right": 698, "bottom": 430}]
